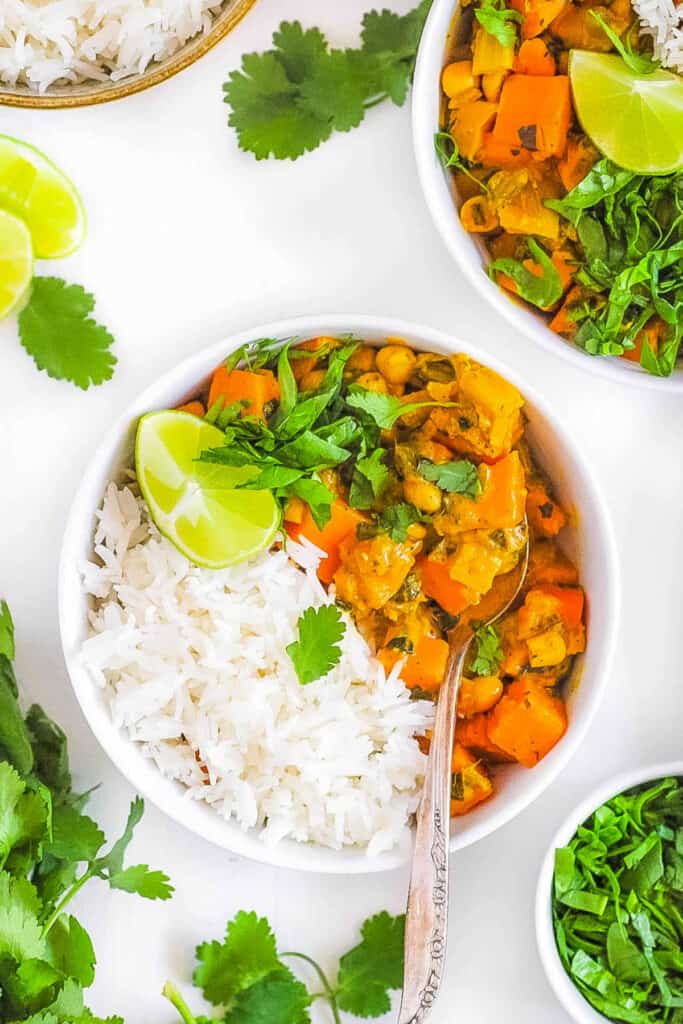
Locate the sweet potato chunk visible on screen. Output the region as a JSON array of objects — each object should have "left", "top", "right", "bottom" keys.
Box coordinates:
[{"left": 487, "top": 678, "right": 567, "bottom": 767}]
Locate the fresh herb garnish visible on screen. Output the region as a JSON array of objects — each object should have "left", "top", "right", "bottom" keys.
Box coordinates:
[
  {"left": 474, "top": 0, "right": 522, "bottom": 47},
  {"left": 434, "top": 131, "right": 487, "bottom": 191},
  {"left": 489, "top": 239, "right": 564, "bottom": 310},
  {"left": 17, "top": 277, "right": 116, "bottom": 390},
  {"left": 346, "top": 387, "right": 449, "bottom": 430},
  {"left": 469, "top": 624, "right": 503, "bottom": 676},
  {"left": 590, "top": 12, "right": 660, "bottom": 75},
  {"left": 365, "top": 502, "right": 427, "bottom": 542},
  {"left": 418, "top": 458, "right": 482, "bottom": 497},
  {"left": 223, "top": 4, "right": 432, "bottom": 161},
  {"left": 0, "top": 599, "right": 172, "bottom": 1024},
  {"left": 349, "top": 450, "right": 391, "bottom": 510},
  {"left": 553, "top": 776, "right": 683, "bottom": 1023},
  {"left": 163, "top": 909, "right": 405, "bottom": 1023},
  {"left": 546, "top": 161, "right": 683, "bottom": 374},
  {"left": 287, "top": 605, "right": 346, "bottom": 684}
]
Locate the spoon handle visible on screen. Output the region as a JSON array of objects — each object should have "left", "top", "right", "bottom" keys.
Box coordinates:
[{"left": 398, "top": 639, "right": 470, "bottom": 1024}]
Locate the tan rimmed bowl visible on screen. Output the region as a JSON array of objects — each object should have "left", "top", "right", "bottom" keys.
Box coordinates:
[{"left": 0, "top": 0, "right": 256, "bottom": 109}]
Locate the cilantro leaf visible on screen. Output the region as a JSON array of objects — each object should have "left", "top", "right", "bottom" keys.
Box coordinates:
[
  {"left": 46, "top": 914, "right": 96, "bottom": 988},
  {"left": 0, "top": 957, "right": 62, "bottom": 1016},
  {"left": 0, "top": 663, "right": 34, "bottom": 776},
  {"left": 361, "top": 1, "right": 433, "bottom": 104},
  {"left": 474, "top": 0, "right": 522, "bottom": 47},
  {"left": 18, "top": 278, "right": 116, "bottom": 390},
  {"left": 223, "top": 52, "right": 331, "bottom": 161},
  {"left": 469, "top": 625, "right": 503, "bottom": 676},
  {"left": 376, "top": 503, "right": 425, "bottom": 542},
  {"left": 0, "top": 763, "right": 49, "bottom": 870},
  {"left": 25, "top": 705, "right": 71, "bottom": 801},
  {"left": 349, "top": 450, "right": 390, "bottom": 510},
  {"left": 92, "top": 797, "right": 143, "bottom": 877},
  {"left": 107, "top": 863, "right": 174, "bottom": 901},
  {"left": 43, "top": 804, "right": 104, "bottom": 864},
  {"left": 346, "top": 388, "right": 445, "bottom": 429},
  {"left": 0, "top": 871, "right": 45, "bottom": 962},
  {"left": 418, "top": 458, "right": 482, "bottom": 497},
  {"left": 298, "top": 50, "right": 370, "bottom": 132},
  {"left": 224, "top": 969, "right": 311, "bottom": 1024},
  {"left": 489, "top": 239, "right": 563, "bottom": 310},
  {"left": 271, "top": 21, "right": 327, "bottom": 83},
  {"left": 286, "top": 606, "right": 346, "bottom": 685},
  {"left": 0, "top": 600, "right": 15, "bottom": 660},
  {"left": 194, "top": 911, "right": 281, "bottom": 1006},
  {"left": 336, "top": 911, "right": 405, "bottom": 1017}
]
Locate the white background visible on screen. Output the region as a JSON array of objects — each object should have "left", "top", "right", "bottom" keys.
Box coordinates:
[{"left": 1, "top": 2, "right": 682, "bottom": 1021}]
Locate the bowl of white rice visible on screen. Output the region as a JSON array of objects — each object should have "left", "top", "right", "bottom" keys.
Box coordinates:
[
  {"left": 0, "top": 0, "right": 256, "bottom": 108},
  {"left": 58, "top": 314, "right": 619, "bottom": 872}
]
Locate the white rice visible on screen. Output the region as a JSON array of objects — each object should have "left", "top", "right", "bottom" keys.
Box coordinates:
[
  {"left": 632, "top": 0, "right": 683, "bottom": 72},
  {"left": 0, "top": 0, "right": 226, "bottom": 92},
  {"left": 80, "top": 482, "right": 433, "bottom": 855}
]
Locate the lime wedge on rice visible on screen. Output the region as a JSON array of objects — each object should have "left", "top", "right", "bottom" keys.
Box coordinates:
[
  {"left": 135, "top": 411, "right": 279, "bottom": 569},
  {"left": 0, "top": 209, "right": 33, "bottom": 320},
  {"left": 0, "top": 135, "right": 86, "bottom": 259},
  {"left": 569, "top": 52, "right": 683, "bottom": 174}
]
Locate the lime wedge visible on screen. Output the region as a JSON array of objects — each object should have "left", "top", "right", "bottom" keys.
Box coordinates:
[
  {"left": 0, "top": 135, "right": 86, "bottom": 259},
  {"left": 0, "top": 209, "right": 33, "bottom": 320},
  {"left": 569, "top": 52, "right": 683, "bottom": 174},
  {"left": 135, "top": 411, "right": 279, "bottom": 569}
]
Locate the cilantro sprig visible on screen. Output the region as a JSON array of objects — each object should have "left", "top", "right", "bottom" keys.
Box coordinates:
[
  {"left": 163, "top": 909, "right": 406, "bottom": 1023},
  {"left": 223, "top": 3, "right": 432, "bottom": 161},
  {"left": 0, "top": 599, "right": 172, "bottom": 1023},
  {"left": 469, "top": 624, "right": 503, "bottom": 676},
  {"left": 18, "top": 278, "right": 116, "bottom": 390},
  {"left": 287, "top": 605, "right": 346, "bottom": 685},
  {"left": 474, "top": 0, "right": 522, "bottom": 47}
]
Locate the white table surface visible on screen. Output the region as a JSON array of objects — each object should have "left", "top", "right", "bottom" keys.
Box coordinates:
[{"left": 1, "top": 2, "right": 682, "bottom": 1021}]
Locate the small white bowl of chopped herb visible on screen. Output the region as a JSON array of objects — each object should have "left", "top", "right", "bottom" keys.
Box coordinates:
[
  {"left": 412, "top": 0, "right": 683, "bottom": 388},
  {"left": 536, "top": 763, "right": 683, "bottom": 1024}
]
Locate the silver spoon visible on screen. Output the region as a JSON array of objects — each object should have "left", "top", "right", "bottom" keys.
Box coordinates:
[{"left": 399, "top": 529, "right": 530, "bottom": 1023}]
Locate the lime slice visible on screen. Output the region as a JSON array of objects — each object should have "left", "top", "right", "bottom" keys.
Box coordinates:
[
  {"left": 135, "top": 411, "right": 279, "bottom": 569},
  {"left": 569, "top": 52, "right": 683, "bottom": 174},
  {"left": 0, "top": 135, "right": 86, "bottom": 259},
  {"left": 0, "top": 209, "right": 33, "bottom": 320}
]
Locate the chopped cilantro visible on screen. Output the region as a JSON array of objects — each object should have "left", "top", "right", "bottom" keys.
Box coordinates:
[
  {"left": 469, "top": 624, "right": 504, "bottom": 676},
  {"left": 418, "top": 458, "right": 482, "bottom": 497},
  {"left": 287, "top": 606, "right": 346, "bottom": 685},
  {"left": 474, "top": 0, "right": 522, "bottom": 47},
  {"left": 17, "top": 278, "right": 116, "bottom": 390}
]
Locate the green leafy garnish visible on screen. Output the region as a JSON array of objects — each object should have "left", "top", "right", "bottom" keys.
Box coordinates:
[
  {"left": 223, "top": 4, "right": 432, "bottom": 161},
  {"left": 346, "top": 387, "right": 448, "bottom": 429},
  {"left": 434, "top": 132, "right": 487, "bottom": 191},
  {"left": 287, "top": 605, "right": 346, "bottom": 685},
  {"left": 489, "top": 239, "right": 564, "bottom": 310},
  {"left": 0, "top": 598, "right": 173, "bottom": 1024},
  {"left": 552, "top": 776, "right": 683, "bottom": 1023},
  {"left": 474, "top": 0, "right": 522, "bottom": 47},
  {"left": 590, "top": 12, "right": 660, "bottom": 75},
  {"left": 374, "top": 503, "right": 426, "bottom": 542},
  {"left": 418, "top": 458, "right": 481, "bottom": 497},
  {"left": 546, "top": 161, "right": 683, "bottom": 374},
  {"left": 349, "top": 450, "right": 391, "bottom": 510},
  {"left": 469, "top": 624, "right": 503, "bottom": 676},
  {"left": 17, "top": 278, "right": 116, "bottom": 390},
  {"left": 164, "top": 909, "right": 405, "bottom": 1023}
]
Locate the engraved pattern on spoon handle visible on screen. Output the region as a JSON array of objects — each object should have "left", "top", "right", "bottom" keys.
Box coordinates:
[{"left": 398, "top": 641, "right": 471, "bottom": 1024}]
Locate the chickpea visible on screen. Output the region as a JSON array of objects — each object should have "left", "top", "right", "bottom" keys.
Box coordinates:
[
  {"left": 299, "top": 368, "right": 326, "bottom": 391},
  {"left": 527, "top": 629, "right": 567, "bottom": 668},
  {"left": 458, "top": 675, "right": 503, "bottom": 718},
  {"left": 355, "top": 372, "right": 389, "bottom": 394},
  {"left": 403, "top": 475, "right": 443, "bottom": 514},
  {"left": 376, "top": 345, "right": 417, "bottom": 386},
  {"left": 346, "top": 345, "right": 376, "bottom": 373}
]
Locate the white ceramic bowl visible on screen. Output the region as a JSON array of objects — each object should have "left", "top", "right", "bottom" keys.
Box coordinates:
[
  {"left": 411, "top": 0, "right": 683, "bottom": 392},
  {"left": 59, "top": 314, "right": 619, "bottom": 873},
  {"left": 536, "top": 761, "right": 683, "bottom": 1023}
]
